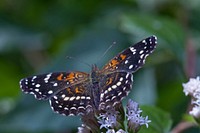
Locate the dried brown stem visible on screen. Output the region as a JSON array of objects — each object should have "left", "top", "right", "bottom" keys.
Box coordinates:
[{"left": 171, "top": 121, "right": 195, "bottom": 133}]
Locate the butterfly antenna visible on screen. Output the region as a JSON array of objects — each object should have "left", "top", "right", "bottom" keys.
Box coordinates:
[
  {"left": 97, "top": 41, "right": 116, "bottom": 63},
  {"left": 65, "top": 56, "right": 91, "bottom": 68}
]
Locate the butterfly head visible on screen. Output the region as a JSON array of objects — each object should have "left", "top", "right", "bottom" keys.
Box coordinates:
[{"left": 91, "top": 64, "right": 101, "bottom": 84}]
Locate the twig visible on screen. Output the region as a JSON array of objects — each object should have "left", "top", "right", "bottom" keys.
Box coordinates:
[{"left": 171, "top": 121, "right": 195, "bottom": 133}]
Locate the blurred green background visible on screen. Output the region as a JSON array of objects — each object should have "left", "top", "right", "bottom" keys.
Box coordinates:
[{"left": 0, "top": 0, "right": 200, "bottom": 133}]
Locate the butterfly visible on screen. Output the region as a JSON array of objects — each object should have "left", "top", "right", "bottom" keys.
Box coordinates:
[{"left": 20, "top": 36, "right": 157, "bottom": 116}]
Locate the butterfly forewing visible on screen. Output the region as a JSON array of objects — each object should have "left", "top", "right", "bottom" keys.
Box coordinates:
[
  {"left": 102, "top": 36, "right": 157, "bottom": 73},
  {"left": 20, "top": 72, "right": 64, "bottom": 100}
]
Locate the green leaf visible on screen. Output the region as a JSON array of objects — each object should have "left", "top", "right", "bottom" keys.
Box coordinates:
[
  {"left": 139, "top": 106, "right": 172, "bottom": 133},
  {"left": 119, "top": 13, "right": 186, "bottom": 64}
]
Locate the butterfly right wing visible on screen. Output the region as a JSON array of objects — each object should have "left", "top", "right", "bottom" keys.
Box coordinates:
[
  {"left": 101, "top": 35, "right": 157, "bottom": 74},
  {"left": 99, "top": 71, "right": 133, "bottom": 110},
  {"left": 99, "top": 36, "right": 157, "bottom": 109}
]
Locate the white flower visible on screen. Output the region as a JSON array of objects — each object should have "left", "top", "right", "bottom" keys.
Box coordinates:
[
  {"left": 126, "top": 99, "right": 151, "bottom": 131},
  {"left": 106, "top": 129, "right": 115, "bottom": 133},
  {"left": 183, "top": 76, "right": 200, "bottom": 119},
  {"left": 182, "top": 77, "right": 200, "bottom": 96},
  {"left": 189, "top": 106, "right": 200, "bottom": 118},
  {"left": 116, "top": 129, "right": 127, "bottom": 133}
]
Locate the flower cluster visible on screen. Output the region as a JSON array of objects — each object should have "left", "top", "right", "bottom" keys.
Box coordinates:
[
  {"left": 78, "top": 99, "right": 151, "bottom": 133},
  {"left": 98, "top": 107, "right": 119, "bottom": 129},
  {"left": 183, "top": 76, "right": 200, "bottom": 119},
  {"left": 126, "top": 99, "right": 151, "bottom": 132}
]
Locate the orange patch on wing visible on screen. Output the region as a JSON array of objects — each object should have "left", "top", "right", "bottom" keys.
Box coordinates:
[
  {"left": 75, "top": 87, "right": 84, "bottom": 94},
  {"left": 57, "top": 73, "right": 63, "bottom": 80},
  {"left": 66, "top": 87, "right": 73, "bottom": 94},
  {"left": 66, "top": 72, "right": 75, "bottom": 80},
  {"left": 106, "top": 78, "right": 113, "bottom": 85},
  {"left": 64, "top": 72, "right": 75, "bottom": 82},
  {"left": 120, "top": 54, "right": 126, "bottom": 60},
  {"left": 110, "top": 59, "right": 119, "bottom": 67}
]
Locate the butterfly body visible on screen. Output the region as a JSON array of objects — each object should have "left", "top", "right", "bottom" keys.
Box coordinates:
[{"left": 20, "top": 36, "right": 157, "bottom": 116}]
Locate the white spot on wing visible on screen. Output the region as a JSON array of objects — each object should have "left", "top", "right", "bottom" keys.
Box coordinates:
[
  {"left": 123, "top": 87, "right": 126, "bottom": 90},
  {"left": 44, "top": 73, "right": 52, "bottom": 83},
  {"left": 100, "top": 93, "right": 104, "bottom": 99},
  {"left": 31, "top": 76, "right": 37, "bottom": 81},
  {"left": 76, "top": 96, "right": 80, "bottom": 100},
  {"left": 126, "top": 73, "right": 130, "bottom": 79},
  {"left": 78, "top": 106, "right": 85, "bottom": 110},
  {"left": 69, "top": 96, "right": 75, "bottom": 101},
  {"left": 129, "top": 65, "right": 133, "bottom": 69},
  {"left": 53, "top": 83, "right": 58, "bottom": 86},
  {"left": 70, "top": 107, "right": 76, "bottom": 110},
  {"left": 61, "top": 94, "right": 65, "bottom": 98},
  {"left": 111, "top": 96, "right": 116, "bottom": 100},
  {"left": 48, "top": 90, "right": 53, "bottom": 94},
  {"left": 81, "top": 96, "right": 85, "bottom": 99},
  {"left": 64, "top": 107, "right": 69, "bottom": 110},
  {"left": 104, "top": 90, "right": 108, "bottom": 94},
  {"left": 130, "top": 47, "right": 136, "bottom": 54},
  {"left": 86, "top": 97, "right": 91, "bottom": 100},
  {"left": 35, "top": 84, "right": 41, "bottom": 88},
  {"left": 112, "top": 85, "right": 117, "bottom": 89},
  {"left": 118, "top": 92, "right": 122, "bottom": 96},
  {"left": 64, "top": 97, "right": 69, "bottom": 101},
  {"left": 108, "top": 87, "right": 112, "bottom": 91},
  {"left": 142, "top": 40, "right": 146, "bottom": 44},
  {"left": 106, "top": 99, "right": 110, "bottom": 102},
  {"left": 139, "top": 50, "right": 144, "bottom": 54},
  {"left": 116, "top": 82, "right": 121, "bottom": 86},
  {"left": 140, "top": 54, "right": 144, "bottom": 59}
]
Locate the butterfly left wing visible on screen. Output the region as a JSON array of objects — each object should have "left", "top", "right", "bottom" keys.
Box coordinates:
[
  {"left": 20, "top": 72, "right": 89, "bottom": 100},
  {"left": 20, "top": 72, "right": 94, "bottom": 116},
  {"left": 99, "top": 36, "right": 157, "bottom": 109}
]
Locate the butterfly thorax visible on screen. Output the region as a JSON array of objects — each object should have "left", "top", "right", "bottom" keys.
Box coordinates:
[
  {"left": 91, "top": 64, "right": 101, "bottom": 83},
  {"left": 90, "top": 64, "right": 102, "bottom": 109}
]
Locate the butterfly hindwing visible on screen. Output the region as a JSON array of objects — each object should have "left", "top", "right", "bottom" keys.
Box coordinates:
[
  {"left": 49, "top": 82, "right": 93, "bottom": 116},
  {"left": 99, "top": 72, "right": 133, "bottom": 109}
]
